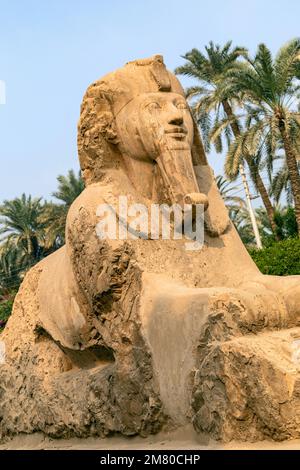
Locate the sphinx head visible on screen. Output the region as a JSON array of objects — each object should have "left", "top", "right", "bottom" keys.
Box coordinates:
[{"left": 78, "top": 55, "right": 208, "bottom": 208}]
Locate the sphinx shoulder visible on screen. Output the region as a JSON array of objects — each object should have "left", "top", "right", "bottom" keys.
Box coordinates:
[{"left": 67, "top": 183, "right": 106, "bottom": 227}]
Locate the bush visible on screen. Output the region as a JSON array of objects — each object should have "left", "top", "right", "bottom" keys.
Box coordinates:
[
  {"left": 0, "top": 294, "right": 15, "bottom": 330},
  {"left": 249, "top": 238, "right": 300, "bottom": 275}
]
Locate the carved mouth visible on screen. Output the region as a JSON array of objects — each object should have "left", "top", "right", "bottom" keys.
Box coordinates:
[{"left": 165, "top": 127, "right": 187, "bottom": 139}]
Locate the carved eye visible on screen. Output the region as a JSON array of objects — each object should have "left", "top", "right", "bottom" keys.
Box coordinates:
[
  {"left": 176, "top": 101, "right": 188, "bottom": 110},
  {"left": 146, "top": 102, "right": 161, "bottom": 111}
]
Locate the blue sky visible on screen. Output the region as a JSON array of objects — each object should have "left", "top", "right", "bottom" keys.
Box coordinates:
[{"left": 0, "top": 0, "right": 300, "bottom": 201}]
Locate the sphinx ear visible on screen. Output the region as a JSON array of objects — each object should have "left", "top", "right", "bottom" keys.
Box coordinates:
[
  {"left": 79, "top": 83, "right": 119, "bottom": 145},
  {"left": 78, "top": 82, "right": 122, "bottom": 184},
  {"left": 93, "top": 90, "right": 119, "bottom": 145},
  {"left": 97, "top": 108, "right": 119, "bottom": 145}
]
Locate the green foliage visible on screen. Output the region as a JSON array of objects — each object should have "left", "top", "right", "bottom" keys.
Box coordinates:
[
  {"left": 176, "top": 40, "right": 277, "bottom": 237},
  {"left": 52, "top": 170, "right": 85, "bottom": 206},
  {"left": 0, "top": 194, "right": 48, "bottom": 261},
  {"left": 0, "top": 292, "right": 16, "bottom": 330},
  {"left": 230, "top": 204, "right": 298, "bottom": 246},
  {"left": 0, "top": 169, "right": 84, "bottom": 328},
  {"left": 175, "top": 41, "right": 246, "bottom": 153},
  {"left": 274, "top": 206, "right": 298, "bottom": 239},
  {"left": 215, "top": 175, "right": 246, "bottom": 223},
  {"left": 220, "top": 38, "right": 300, "bottom": 219},
  {"left": 0, "top": 300, "right": 13, "bottom": 321},
  {"left": 46, "top": 170, "right": 85, "bottom": 245},
  {"left": 249, "top": 238, "right": 300, "bottom": 275}
]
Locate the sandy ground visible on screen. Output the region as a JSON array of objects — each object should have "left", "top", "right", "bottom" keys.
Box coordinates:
[{"left": 1, "top": 426, "right": 300, "bottom": 450}]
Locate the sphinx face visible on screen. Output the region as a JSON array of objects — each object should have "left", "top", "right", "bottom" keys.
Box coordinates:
[
  {"left": 115, "top": 92, "right": 194, "bottom": 160},
  {"left": 115, "top": 92, "right": 209, "bottom": 209}
]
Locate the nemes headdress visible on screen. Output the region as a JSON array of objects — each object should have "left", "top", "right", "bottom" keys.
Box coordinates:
[
  {"left": 78, "top": 55, "right": 205, "bottom": 183},
  {"left": 99, "top": 54, "right": 185, "bottom": 115}
]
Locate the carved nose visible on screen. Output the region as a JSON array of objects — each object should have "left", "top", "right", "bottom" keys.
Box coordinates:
[{"left": 169, "top": 116, "right": 184, "bottom": 126}]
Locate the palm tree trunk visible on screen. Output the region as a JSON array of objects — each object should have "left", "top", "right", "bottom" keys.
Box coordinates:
[
  {"left": 279, "top": 120, "right": 300, "bottom": 236},
  {"left": 239, "top": 162, "right": 262, "bottom": 248},
  {"left": 248, "top": 163, "right": 279, "bottom": 237},
  {"left": 26, "top": 234, "right": 32, "bottom": 257},
  {"left": 221, "top": 100, "right": 279, "bottom": 239}
]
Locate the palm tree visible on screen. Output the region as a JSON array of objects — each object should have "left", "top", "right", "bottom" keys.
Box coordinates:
[
  {"left": 0, "top": 239, "right": 25, "bottom": 291},
  {"left": 269, "top": 145, "right": 300, "bottom": 208},
  {"left": 230, "top": 206, "right": 258, "bottom": 246},
  {"left": 0, "top": 170, "right": 85, "bottom": 326},
  {"left": 175, "top": 41, "right": 278, "bottom": 238},
  {"left": 216, "top": 175, "right": 245, "bottom": 213},
  {"left": 43, "top": 170, "right": 85, "bottom": 244},
  {"left": 53, "top": 169, "right": 85, "bottom": 206},
  {"left": 0, "top": 194, "right": 48, "bottom": 262},
  {"left": 0, "top": 171, "right": 84, "bottom": 277},
  {"left": 235, "top": 204, "right": 298, "bottom": 244},
  {"left": 0, "top": 194, "right": 51, "bottom": 296},
  {"left": 222, "top": 39, "right": 300, "bottom": 235},
  {"left": 270, "top": 158, "right": 294, "bottom": 206}
]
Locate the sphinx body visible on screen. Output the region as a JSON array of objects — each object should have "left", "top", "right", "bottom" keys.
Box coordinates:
[{"left": 1, "top": 56, "right": 300, "bottom": 442}]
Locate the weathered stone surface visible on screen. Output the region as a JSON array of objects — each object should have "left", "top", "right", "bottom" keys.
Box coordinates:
[
  {"left": 193, "top": 328, "right": 300, "bottom": 441},
  {"left": 1, "top": 55, "right": 300, "bottom": 442}
]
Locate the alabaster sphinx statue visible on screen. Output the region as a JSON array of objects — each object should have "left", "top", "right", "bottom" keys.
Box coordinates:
[{"left": 2, "top": 55, "right": 300, "bottom": 442}]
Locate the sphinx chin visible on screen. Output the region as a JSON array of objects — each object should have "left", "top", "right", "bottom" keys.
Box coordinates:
[{"left": 1, "top": 55, "right": 300, "bottom": 443}]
